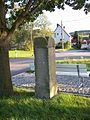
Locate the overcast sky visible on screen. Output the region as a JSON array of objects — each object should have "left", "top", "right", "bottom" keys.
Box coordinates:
[{"left": 43, "top": 5, "right": 90, "bottom": 33}]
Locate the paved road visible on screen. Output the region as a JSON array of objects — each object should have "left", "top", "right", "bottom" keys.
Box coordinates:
[
  {"left": 56, "top": 49, "right": 90, "bottom": 59},
  {"left": 10, "top": 58, "right": 34, "bottom": 76},
  {"left": 10, "top": 50, "right": 90, "bottom": 76}
]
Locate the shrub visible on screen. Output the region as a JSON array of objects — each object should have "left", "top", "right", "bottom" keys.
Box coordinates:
[{"left": 64, "top": 41, "right": 71, "bottom": 49}]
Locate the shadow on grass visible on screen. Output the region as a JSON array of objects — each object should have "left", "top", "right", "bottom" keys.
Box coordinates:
[
  {"left": 0, "top": 92, "right": 90, "bottom": 120},
  {"left": 14, "top": 91, "right": 35, "bottom": 97}
]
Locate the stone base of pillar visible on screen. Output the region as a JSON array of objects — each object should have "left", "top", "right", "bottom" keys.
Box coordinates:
[{"left": 35, "top": 82, "right": 57, "bottom": 99}]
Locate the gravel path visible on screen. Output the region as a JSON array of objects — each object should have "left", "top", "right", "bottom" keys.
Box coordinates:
[{"left": 12, "top": 73, "right": 90, "bottom": 96}]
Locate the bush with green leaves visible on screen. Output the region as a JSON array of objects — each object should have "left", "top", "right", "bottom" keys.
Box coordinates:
[{"left": 64, "top": 41, "right": 71, "bottom": 49}]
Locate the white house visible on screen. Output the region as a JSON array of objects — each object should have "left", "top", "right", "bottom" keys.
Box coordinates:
[{"left": 53, "top": 24, "right": 71, "bottom": 45}]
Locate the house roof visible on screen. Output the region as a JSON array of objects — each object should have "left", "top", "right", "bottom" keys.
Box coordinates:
[
  {"left": 70, "top": 30, "right": 90, "bottom": 36},
  {"left": 54, "top": 24, "right": 70, "bottom": 37}
]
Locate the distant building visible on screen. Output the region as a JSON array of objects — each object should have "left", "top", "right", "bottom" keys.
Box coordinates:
[
  {"left": 70, "top": 30, "right": 90, "bottom": 49},
  {"left": 53, "top": 24, "right": 71, "bottom": 45},
  {"left": 70, "top": 30, "right": 90, "bottom": 36}
]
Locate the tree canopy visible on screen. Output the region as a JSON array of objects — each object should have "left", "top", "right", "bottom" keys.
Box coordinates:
[{"left": 0, "top": 0, "right": 90, "bottom": 46}]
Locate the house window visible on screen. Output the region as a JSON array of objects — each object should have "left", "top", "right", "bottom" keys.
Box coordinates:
[{"left": 57, "top": 33, "right": 59, "bottom": 35}]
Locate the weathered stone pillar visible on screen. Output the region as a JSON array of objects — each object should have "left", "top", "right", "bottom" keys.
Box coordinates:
[{"left": 34, "top": 37, "right": 57, "bottom": 99}]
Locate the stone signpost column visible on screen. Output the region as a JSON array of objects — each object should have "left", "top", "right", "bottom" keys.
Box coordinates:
[{"left": 34, "top": 37, "right": 57, "bottom": 99}]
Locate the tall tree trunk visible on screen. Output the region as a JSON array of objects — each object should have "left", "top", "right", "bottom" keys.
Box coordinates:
[{"left": 0, "top": 44, "right": 13, "bottom": 96}]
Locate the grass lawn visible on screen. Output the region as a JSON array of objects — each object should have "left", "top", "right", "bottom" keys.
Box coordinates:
[
  {"left": 0, "top": 87, "right": 90, "bottom": 120},
  {"left": 9, "top": 50, "right": 34, "bottom": 58}
]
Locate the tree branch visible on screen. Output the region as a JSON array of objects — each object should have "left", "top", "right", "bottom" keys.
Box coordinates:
[
  {"left": 0, "top": 0, "right": 51, "bottom": 46},
  {"left": 5, "top": 0, "right": 43, "bottom": 42}
]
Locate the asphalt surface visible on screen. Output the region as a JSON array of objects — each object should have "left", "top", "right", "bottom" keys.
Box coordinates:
[
  {"left": 10, "top": 50, "right": 90, "bottom": 76},
  {"left": 10, "top": 58, "right": 34, "bottom": 76},
  {"left": 55, "top": 49, "right": 90, "bottom": 59}
]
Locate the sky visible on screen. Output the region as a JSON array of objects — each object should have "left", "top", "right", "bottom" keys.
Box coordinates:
[{"left": 43, "top": 5, "right": 90, "bottom": 34}]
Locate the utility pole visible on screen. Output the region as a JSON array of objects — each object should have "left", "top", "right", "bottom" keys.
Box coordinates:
[
  {"left": 78, "top": 32, "right": 79, "bottom": 49},
  {"left": 61, "top": 20, "right": 64, "bottom": 49}
]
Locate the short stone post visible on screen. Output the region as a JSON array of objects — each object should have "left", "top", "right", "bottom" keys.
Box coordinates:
[{"left": 34, "top": 37, "right": 57, "bottom": 99}]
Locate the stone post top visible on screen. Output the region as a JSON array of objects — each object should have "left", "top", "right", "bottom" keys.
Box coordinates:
[{"left": 34, "top": 37, "right": 55, "bottom": 48}]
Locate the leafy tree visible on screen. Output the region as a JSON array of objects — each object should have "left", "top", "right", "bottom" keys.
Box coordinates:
[
  {"left": 34, "top": 13, "right": 52, "bottom": 37},
  {"left": 10, "top": 14, "right": 53, "bottom": 50},
  {"left": 34, "top": 14, "right": 51, "bottom": 29},
  {"left": 89, "top": 34, "right": 90, "bottom": 39},
  {"left": 0, "top": 0, "right": 90, "bottom": 96},
  {"left": 73, "top": 31, "right": 81, "bottom": 49},
  {"left": 10, "top": 26, "right": 31, "bottom": 50}
]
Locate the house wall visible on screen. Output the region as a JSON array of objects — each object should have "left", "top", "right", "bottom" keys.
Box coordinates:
[{"left": 53, "top": 26, "right": 70, "bottom": 45}]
